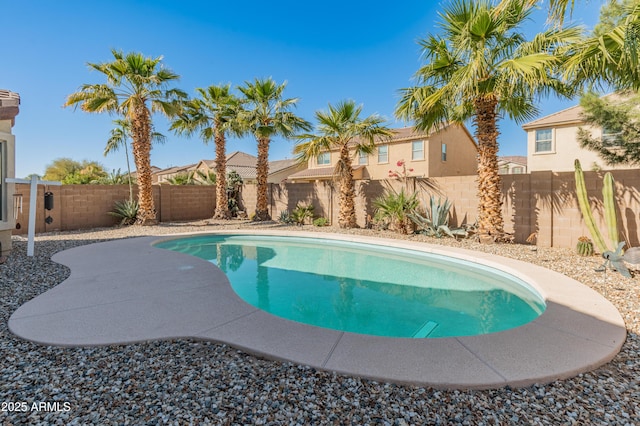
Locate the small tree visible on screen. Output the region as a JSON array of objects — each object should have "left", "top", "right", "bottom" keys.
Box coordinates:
[{"left": 577, "top": 91, "right": 640, "bottom": 166}]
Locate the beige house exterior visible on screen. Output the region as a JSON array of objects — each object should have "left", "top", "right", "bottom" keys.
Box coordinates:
[
  {"left": 498, "top": 156, "right": 527, "bottom": 174},
  {"left": 0, "top": 90, "right": 19, "bottom": 256},
  {"left": 523, "top": 98, "right": 636, "bottom": 172},
  {"left": 288, "top": 124, "right": 477, "bottom": 182}
]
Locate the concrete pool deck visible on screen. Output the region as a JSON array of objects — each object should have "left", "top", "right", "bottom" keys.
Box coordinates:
[{"left": 8, "top": 231, "right": 626, "bottom": 390}]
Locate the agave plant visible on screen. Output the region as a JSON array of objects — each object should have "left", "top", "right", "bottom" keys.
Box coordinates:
[
  {"left": 108, "top": 199, "right": 139, "bottom": 226},
  {"left": 373, "top": 187, "right": 419, "bottom": 234},
  {"left": 408, "top": 196, "right": 467, "bottom": 239}
]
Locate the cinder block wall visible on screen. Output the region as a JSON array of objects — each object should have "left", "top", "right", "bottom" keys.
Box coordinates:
[{"left": 11, "top": 169, "right": 640, "bottom": 249}]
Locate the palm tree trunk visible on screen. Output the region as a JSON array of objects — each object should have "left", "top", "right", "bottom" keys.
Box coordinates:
[
  {"left": 338, "top": 145, "right": 358, "bottom": 228},
  {"left": 124, "top": 140, "right": 133, "bottom": 203},
  {"left": 213, "top": 126, "right": 231, "bottom": 219},
  {"left": 130, "top": 106, "right": 157, "bottom": 225},
  {"left": 254, "top": 136, "right": 271, "bottom": 221},
  {"left": 474, "top": 95, "right": 504, "bottom": 240}
]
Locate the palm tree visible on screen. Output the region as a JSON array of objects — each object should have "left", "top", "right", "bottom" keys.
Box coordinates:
[
  {"left": 237, "top": 78, "right": 311, "bottom": 221},
  {"left": 562, "top": 1, "right": 640, "bottom": 90},
  {"left": 65, "top": 49, "right": 186, "bottom": 225},
  {"left": 294, "top": 100, "right": 393, "bottom": 228},
  {"left": 106, "top": 118, "right": 166, "bottom": 202},
  {"left": 396, "top": 0, "right": 580, "bottom": 241},
  {"left": 170, "top": 84, "right": 241, "bottom": 219}
]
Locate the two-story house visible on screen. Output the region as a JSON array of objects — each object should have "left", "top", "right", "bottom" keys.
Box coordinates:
[
  {"left": 523, "top": 96, "right": 636, "bottom": 172},
  {"left": 287, "top": 125, "right": 477, "bottom": 182},
  {"left": 0, "top": 89, "right": 19, "bottom": 257}
]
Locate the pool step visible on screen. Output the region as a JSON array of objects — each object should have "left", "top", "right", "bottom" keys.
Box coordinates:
[{"left": 412, "top": 320, "right": 439, "bottom": 338}]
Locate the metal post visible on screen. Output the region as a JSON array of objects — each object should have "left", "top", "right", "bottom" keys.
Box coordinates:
[
  {"left": 27, "top": 175, "right": 37, "bottom": 256},
  {"left": 6, "top": 176, "right": 61, "bottom": 256}
]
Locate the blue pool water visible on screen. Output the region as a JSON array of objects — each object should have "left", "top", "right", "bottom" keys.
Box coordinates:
[{"left": 155, "top": 235, "right": 546, "bottom": 338}]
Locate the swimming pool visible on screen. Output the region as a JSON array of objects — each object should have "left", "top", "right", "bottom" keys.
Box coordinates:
[{"left": 156, "top": 235, "right": 545, "bottom": 338}]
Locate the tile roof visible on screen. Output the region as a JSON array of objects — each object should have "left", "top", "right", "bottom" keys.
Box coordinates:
[
  {"left": 498, "top": 156, "right": 527, "bottom": 166},
  {"left": 0, "top": 89, "right": 20, "bottom": 122},
  {"left": 521, "top": 105, "right": 584, "bottom": 129},
  {"left": 522, "top": 93, "right": 624, "bottom": 130},
  {"left": 287, "top": 165, "right": 365, "bottom": 180}
]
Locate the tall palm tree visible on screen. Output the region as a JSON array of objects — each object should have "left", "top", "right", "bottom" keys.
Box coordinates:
[
  {"left": 294, "top": 100, "right": 393, "bottom": 228},
  {"left": 65, "top": 49, "right": 186, "bottom": 225},
  {"left": 562, "top": 1, "right": 640, "bottom": 90},
  {"left": 170, "top": 84, "right": 241, "bottom": 219},
  {"left": 106, "top": 118, "right": 166, "bottom": 202},
  {"left": 396, "top": 0, "right": 580, "bottom": 241},
  {"left": 237, "top": 78, "right": 311, "bottom": 221}
]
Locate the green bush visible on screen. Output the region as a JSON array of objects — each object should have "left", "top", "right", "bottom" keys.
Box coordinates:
[
  {"left": 373, "top": 187, "right": 419, "bottom": 234},
  {"left": 313, "top": 217, "right": 329, "bottom": 227},
  {"left": 292, "top": 203, "right": 314, "bottom": 225}
]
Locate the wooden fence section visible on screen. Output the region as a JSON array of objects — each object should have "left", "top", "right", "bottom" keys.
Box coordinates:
[{"left": 12, "top": 169, "right": 640, "bottom": 249}]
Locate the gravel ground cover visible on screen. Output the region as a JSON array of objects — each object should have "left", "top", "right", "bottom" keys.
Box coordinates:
[{"left": 0, "top": 220, "right": 638, "bottom": 425}]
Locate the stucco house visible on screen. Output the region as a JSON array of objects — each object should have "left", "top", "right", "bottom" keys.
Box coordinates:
[
  {"left": 498, "top": 156, "right": 527, "bottom": 174},
  {"left": 522, "top": 96, "right": 636, "bottom": 172},
  {"left": 0, "top": 90, "right": 19, "bottom": 256},
  {"left": 287, "top": 124, "right": 477, "bottom": 182},
  {"left": 155, "top": 151, "right": 305, "bottom": 184}
]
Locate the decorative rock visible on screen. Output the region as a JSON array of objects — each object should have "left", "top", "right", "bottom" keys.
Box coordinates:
[{"left": 0, "top": 221, "right": 638, "bottom": 424}]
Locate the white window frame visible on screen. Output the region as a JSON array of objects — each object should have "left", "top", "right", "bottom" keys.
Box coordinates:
[
  {"left": 411, "top": 140, "right": 424, "bottom": 161},
  {"left": 377, "top": 145, "right": 389, "bottom": 164},
  {"left": 316, "top": 152, "right": 330, "bottom": 166},
  {"left": 358, "top": 151, "right": 368, "bottom": 165},
  {"left": 602, "top": 127, "right": 623, "bottom": 147},
  {"left": 534, "top": 128, "right": 554, "bottom": 153}
]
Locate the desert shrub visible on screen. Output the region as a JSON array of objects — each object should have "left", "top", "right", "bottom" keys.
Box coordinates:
[
  {"left": 291, "top": 203, "right": 314, "bottom": 225},
  {"left": 313, "top": 217, "right": 329, "bottom": 227},
  {"left": 373, "top": 187, "right": 419, "bottom": 234}
]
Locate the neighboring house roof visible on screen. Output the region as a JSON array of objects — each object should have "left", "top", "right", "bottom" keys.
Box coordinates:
[
  {"left": 521, "top": 93, "right": 625, "bottom": 130},
  {"left": 522, "top": 105, "right": 584, "bottom": 130},
  {"left": 288, "top": 165, "right": 365, "bottom": 180},
  {"left": 154, "top": 152, "right": 301, "bottom": 181},
  {"left": 343, "top": 124, "right": 475, "bottom": 149},
  {"left": 269, "top": 158, "right": 299, "bottom": 174},
  {"left": 498, "top": 156, "right": 527, "bottom": 166},
  {"left": 0, "top": 89, "right": 20, "bottom": 124}
]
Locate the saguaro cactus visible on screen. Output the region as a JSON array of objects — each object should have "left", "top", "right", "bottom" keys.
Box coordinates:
[
  {"left": 603, "top": 172, "right": 619, "bottom": 248},
  {"left": 574, "top": 159, "right": 609, "bottom": 253}
]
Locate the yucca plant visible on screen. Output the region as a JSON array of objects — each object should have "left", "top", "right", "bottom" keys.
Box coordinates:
[
  {"left": 373, "top": 187, "right": 419, "bottom": 234},
  {"left": 108, "top": 199, "right": 139, "bottom": 226}
]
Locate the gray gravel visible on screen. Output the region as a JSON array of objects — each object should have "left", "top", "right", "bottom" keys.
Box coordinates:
[{"left": 1, "top": 220, "right": 638, "bottom": 425}]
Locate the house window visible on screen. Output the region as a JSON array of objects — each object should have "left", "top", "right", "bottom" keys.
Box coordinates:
[
  {"left": 411, "top": 140, "right": 424, "bottom": 161},
  {"left": 316, "top": 152, "right": 330, "bottom": 166},
  {"left": 358, "top": 151, "right": 368, "bottom": 165},
  {"left": 499, "top": 166, "right": 509, "bottom": 175},
  {"left": 441, "top": 143, "right": 447, "bottom": 162},
  {"left": 512, "top": 167, "right": 524, "bottom": 174},
  {"left": 378, "top": 145, "right": 388, "bottom": 163},
  {"left": 535, "top": 129, "right": 553, "bottom": 152},
  {"left": 602, "top": 127, "right": 623, "bottom": 147}
]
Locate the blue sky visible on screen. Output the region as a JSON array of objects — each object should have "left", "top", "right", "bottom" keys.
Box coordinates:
[{"left": 3, "top": 1, "right": 601, "bottom": 177}]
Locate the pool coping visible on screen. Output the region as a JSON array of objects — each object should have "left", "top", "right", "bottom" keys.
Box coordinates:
[{"left": 8, "top": 230, "right": 627, "bottom": 390}]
